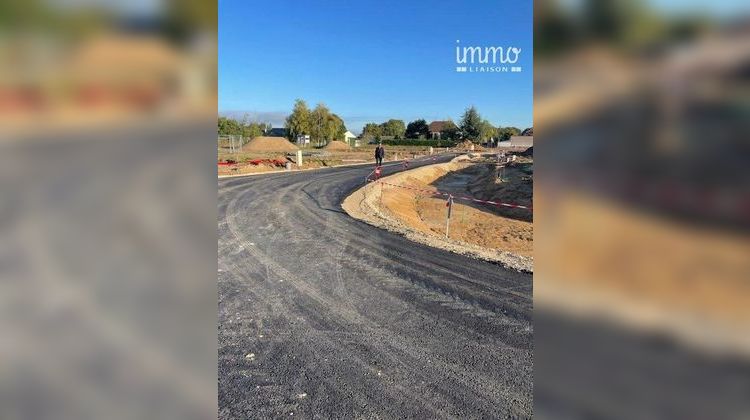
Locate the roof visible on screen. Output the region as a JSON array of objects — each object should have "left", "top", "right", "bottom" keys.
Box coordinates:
[
  {"left": 267, "top": 127, "right": 287, "bottom": 137},
  {"left": 344, "top": 130, "right": 356, "bottom": 138},
  {"left": 428, "top": 121, "right": 449, "bottom": 132}
]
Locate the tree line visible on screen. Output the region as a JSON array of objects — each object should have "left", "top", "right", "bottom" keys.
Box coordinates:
[
  {"left": 361, "top": 120, "right": 407, "bottom": 139},
  {"left": 218, "top": 99, "right": 348, "bottom": 147},
  {"left": 219, "top": 104, "right": 528, "bottom": 145},
  {"left": 362, "top": 106, "right": 526, "bottom": 143},
  {"left": 218, "top": 116, "right": 271, "bottom": 138},
  {"left": 285, "top": 99, "right": 346, "bottom": 147}
]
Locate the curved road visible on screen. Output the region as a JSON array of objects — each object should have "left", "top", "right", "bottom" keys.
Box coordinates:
[{"left": 218, "top": 157, "right": 533, "bottom": 419}]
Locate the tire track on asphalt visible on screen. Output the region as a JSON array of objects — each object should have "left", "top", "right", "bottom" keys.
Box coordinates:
[
  {"left": 220, "top": 190, "right": 457, "bottom": 418},
  {"left": 227, "top": 172, "right": 530, "bottom": 340},
  {"left": 288, "top": 173, "right": 532, "bottom": 326},
  {"left": 218, "top": 156, "right": 533, "bottom": 418}
]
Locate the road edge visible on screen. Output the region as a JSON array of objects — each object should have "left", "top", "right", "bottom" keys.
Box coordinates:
[{"left": 340, "top": 159, "right": 534, "bottom": 273}]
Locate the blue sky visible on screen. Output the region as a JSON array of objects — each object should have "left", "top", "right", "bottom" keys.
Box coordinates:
[{"left": 219, "top": 0, "right": 533, "bottom": 134}]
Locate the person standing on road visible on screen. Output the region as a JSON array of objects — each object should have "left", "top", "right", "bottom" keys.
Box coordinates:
[{"left": 375, "top": 143, "right": 385, "bottom": 166}]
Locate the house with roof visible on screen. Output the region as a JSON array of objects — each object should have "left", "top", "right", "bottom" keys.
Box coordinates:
[
  {"left": 344, "top": 130, "right": 357, "bottom": 146},
  {"left": 428, "top": 121, "right": 450, "bottom": 139}
]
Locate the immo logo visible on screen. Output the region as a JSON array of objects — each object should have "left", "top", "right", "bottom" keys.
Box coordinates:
[{"left": 455, "top": 40, "right": 523, "bottom": 73}]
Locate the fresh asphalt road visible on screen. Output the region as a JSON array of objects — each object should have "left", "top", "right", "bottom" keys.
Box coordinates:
[{"left": 218, "top": 156, "right": 533, "bottom": 419}]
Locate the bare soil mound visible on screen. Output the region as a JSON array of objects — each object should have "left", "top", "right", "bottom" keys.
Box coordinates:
[
  {"left": 456, "top": 140, "right": 485, "bottom": 151},
  {"left": 342, "top": 157, "right": 533, "bottom": 271},
  {"left": 324, "top": 140, "right": 351, "bottom": 151},
  {"left": 243, "top": 136, "right": 299, "bottom": 152}
]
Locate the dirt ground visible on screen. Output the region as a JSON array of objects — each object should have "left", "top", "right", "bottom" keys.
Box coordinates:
[
  {"left": 243, "top": 136, "right": 299, "bottom": 152},
  {"left": 323, "top": 140, "right": 351, "bottom": 150},
  {"left": 383, "top": 160, "right": 532, "bottom": 255},
  {"left": 343, "top": 154, "right": 534, "bottom": 271},
  {"left": 217, "top": 144, "right": 453, "bottom": 176}
]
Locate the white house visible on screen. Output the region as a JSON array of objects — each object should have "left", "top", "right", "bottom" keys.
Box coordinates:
[{"left": 344, "top": 130, "right": 357, "bottom": 146}]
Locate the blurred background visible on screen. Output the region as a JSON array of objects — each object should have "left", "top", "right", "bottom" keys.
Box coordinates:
[
  {"left": 0, "top": 0, "right": 217, "bottom": 419},
  {"left": 5, "top": 0, "right": 750, "bottom": 418},
  {"left": 0, "top": 0, "right": 216, "bottom": 133},
  {"left": 534, "top": 0, "right": 750, "bottom": 418}
]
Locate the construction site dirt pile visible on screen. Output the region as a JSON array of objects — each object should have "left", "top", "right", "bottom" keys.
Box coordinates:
[
  {"left": 342, "top": 157, "right": 533, "bottom": 271},
  {"left": 323, "top": 141, "right": 351, "bottom": 151},
  {"left": 243, "top": 136, "right": 299, "bottom": 152}
]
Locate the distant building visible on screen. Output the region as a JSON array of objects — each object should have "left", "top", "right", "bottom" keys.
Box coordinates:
[
  {"left": 267, "top": 127, "right": 287, "bottom": 137},
  {"left": 296, "top": 134, "right": 311, "bottom": 146},
  {"left": 344, "top": 130, "right": 357, "bottom": 146},
  {"left": 428, "top": 121, "right": 449, "bottom": 139},
  {"left": 509, "top": 135, "right": 533, "bottom": 148}
]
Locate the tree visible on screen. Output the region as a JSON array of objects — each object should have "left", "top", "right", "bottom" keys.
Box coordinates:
[
  {"left": 240, "top": 114, "right": 266, "bottom": 139},
  {"left": 310, "top": 103, "right": 333, "bottom": 146},
  {"left": 285, "top": 99, "right": 348, "bottom": 145},
  {"left": 218, "top": 117, "right": 245, "bottom": 136},
  {"left": 218, "top": 116, "right": 267, "bottom": 148},
  {"left": 362, "top": 123, "right": 383, "bottom": 140},
  {"left": 242, "top": 122, "right": 266, "bottom": 139},
  {"left": 218, "top": 116, "right": 242, "bottom": 136},
  {"left": 309, "top": 103, "right": 327, "bottom": 146},
  {"left": 459, "top": 106, "right": 483, "bottom": 142},
  {"left": 325, "top": 113, "right": 346, "bottom": 143},
  {"left": 405, "top": 119, "right": 429, "bottom": 139},
  {"left": 496, "top": 126, "right": 521, "bottom": 141},
  {"left": 441, "top": 119, "right": 460, "bottom": 140},
  {"left": 285, "top": 99, "right": 312, "bottom": 142},
  {"left": 479, "top": 119, "right": 496, "bottom": 142},
  {"left": 380, "top": 119, "right": 406, "bottom": 138}
]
